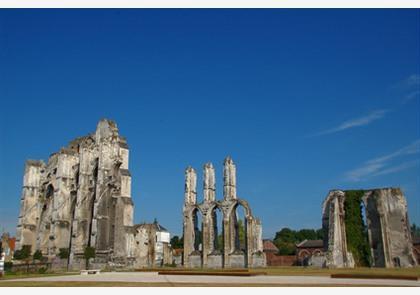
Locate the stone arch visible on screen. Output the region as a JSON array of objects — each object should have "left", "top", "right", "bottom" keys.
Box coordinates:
[
  {"left": 312, "top": 249, "right": 323, "bottom": 256},
  {"left": 298, "top": 249, "right": 310, "bottom": 258},
  {"left": 236, "top": 199, "right": 252, "bottom": 218},
  {"left": 208, "top": 204, "right": 224, "bottom": 254}
]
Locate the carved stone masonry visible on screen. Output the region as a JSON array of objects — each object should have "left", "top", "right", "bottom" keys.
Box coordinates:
[
  {"left": 15, "top": 119, "right": 134, "bottom": 270},
  {"left": 182, "top": 157, "right": 266, "bottom": 268}
]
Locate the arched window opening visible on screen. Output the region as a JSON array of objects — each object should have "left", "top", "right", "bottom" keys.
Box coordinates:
[
  {"left": 211, "top": 207, "right": 224, "bottom": 254},
  {"left": 232, "top": 204, "right": 247, "bottom": 254},
  {"left": 193, "top": 209, "right": 203, "bottom": 252}
]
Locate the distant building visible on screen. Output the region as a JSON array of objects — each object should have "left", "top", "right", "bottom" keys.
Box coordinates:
[
  {"left": 130, "top": 220, "right": 172, "bottom": 268},
  {"left": 263, "top": 240, "right": 296, "bottom": 266},
  {"left": 0, "top": 233, "right": 15, "bottom": 262},
  {"left": 296, "top": 239, "right": 324, "bottom": 267}
]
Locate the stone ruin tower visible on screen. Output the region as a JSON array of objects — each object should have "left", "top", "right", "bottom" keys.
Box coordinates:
[
  {"left": 182, "top": 157, "right": 266, "bottom": 268},
  {"left": 322, "top": 188, "right": 417, "bottom": 268},
  {"left": 15, "top": 119, "right": 134, "bottom": 269}
]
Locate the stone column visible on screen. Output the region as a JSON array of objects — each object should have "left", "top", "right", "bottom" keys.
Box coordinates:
[
  {"left": 52, "top": 152, "right": 79, "bottom": 255},
  {"left": 69, "top": 144, "right": 95, "bottom": 268},
  {"left": 184, "top": 166, "right": 197, "bottom": 204},
  {"left": 223, "top": 157, "right": 237, "bottom": 200},
  {"left": 203, "top": 163, "right": 215, "bottom": 202},
  {"left": 183, "top": 166, "right": 197, "bottom": 267}
]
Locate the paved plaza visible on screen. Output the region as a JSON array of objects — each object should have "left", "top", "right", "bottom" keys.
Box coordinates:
[{"left": 4, "top": 272, "right": 420, "bottom": 287}]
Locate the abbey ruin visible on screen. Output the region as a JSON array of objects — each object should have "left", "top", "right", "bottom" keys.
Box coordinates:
[
  {"left": 322, "top": 188, "right": 417, "bottom": 268},
  {"left": 182, "top": 158, "right": 266, "bottom": 268},
  {"left": 15, "top": 119, "right": 170, "bottom": 269},
  {"left": 13, "top": 119, "right": 417, "bottom": 270}
]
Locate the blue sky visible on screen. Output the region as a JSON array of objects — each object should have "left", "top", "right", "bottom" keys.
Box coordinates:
[{"left": 0, "top": 9, "right": 419, "bottom": 238}]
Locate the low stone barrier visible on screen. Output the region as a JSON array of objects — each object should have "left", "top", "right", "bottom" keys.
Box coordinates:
[{"left": 331, "top": 273, "right": 418, "bottom": 281}]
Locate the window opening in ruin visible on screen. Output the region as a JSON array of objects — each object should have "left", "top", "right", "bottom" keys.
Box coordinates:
[
  {"left": 233, "top": 204, "right": 247, "bottom": 254},
  {"left": 193, "top": 208, "right": 203, "bottom": 252},
  {"left": 393, "top": 257, "right": 401, "bottom": 268},
  {"left": 212, "top": 206, "right": 224, "bottom": 254}
]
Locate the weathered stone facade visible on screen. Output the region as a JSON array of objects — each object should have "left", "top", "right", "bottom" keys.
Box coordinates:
[
  {"left": 15, "top": 119, "right": 177, "bottom": 270},
  {"left": 322, "top": 188, "right": 417, "bottom": 268},
  {"left": 182, "top": 157, "right": 266, "bottom": 268},
  {"left": 15, "top": 119, "right": 134, "bottom": 269}
]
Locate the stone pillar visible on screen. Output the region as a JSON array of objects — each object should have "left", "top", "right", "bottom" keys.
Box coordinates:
[
  {"left": 323, "top": 190, "right": 354, "bottom": 268},
  {"left": 184, "top": 166, "right": 197, "bottom": 204},
  {"left": 223, "top": 157, "right": 236, "bottom": 200},
  {"left": 16, "top": 160, "right": 44, "bottom": 253},
  {"left": 69, "top": 144, "right": 95, "bottom": 268},
  {"left": 183, "top": 166, "right": 197, "bottom": 267},
  {"left": 223, "top": 214, "right": 231, "bottom": 267},
  {"left": 52, "top": 152, "right": 79, "bottom": 255},
  {"left": 203, "top": 163, "right": 215, "bottom": 202}
]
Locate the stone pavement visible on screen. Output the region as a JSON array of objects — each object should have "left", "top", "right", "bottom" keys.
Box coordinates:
[{"left": 6, "top": 272, "right": 420, "bottom": 286}]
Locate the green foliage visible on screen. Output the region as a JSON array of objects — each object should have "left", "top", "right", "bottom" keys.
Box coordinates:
[
  {"left": 13, "top": 245, "right": 31, "bottom": 260},
  {"left": 83, "top": 246, "right": 95, "bottom": 261},
  {"left": 58, "top": 248, "right": 69, "bottom": 259},
  {"left": 237, "top": 219, "right": 246, "bottom": 251},
  {"left": 4, "top": 262, "right": 13, "bottom": 272},
  {"left": 33, "top": 250, "right": 43, "bottom": 261},
  {"left": 343, "top": 190, "right": 371, "bottom": 267},
  {"left": 170, "top": 235, "right": 183, "bottom": 249},
  {"left": 273, "top": 227, "right": 324, "bottom": 255},
  {"left": 411, "top": 223, "right": 420, "bottom": 238},
  {"left": 276, "top": 240, "right": 297, "bottom": 255}
]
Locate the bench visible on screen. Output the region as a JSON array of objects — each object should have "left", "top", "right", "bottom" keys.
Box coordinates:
[{"left": 80, "top": 269, "right": 101, "bottom": 275}]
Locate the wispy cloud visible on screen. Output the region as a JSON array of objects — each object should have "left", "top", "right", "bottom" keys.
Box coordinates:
[
  {"left": 345, "top": 139, "right": 420, "bottom": 181},
  {"left": 405, "top": 74, "right": 420, "bottom": 87},
  {"left": 403, "top": 90, "right": 420, "bottom": 104},
  {"left": 372, "top": 160, "right": 419, "bottom": 177},
  {"left": 394, "top": 74, "right": 420, "bottom": 89},
  {"left": 312, "top": 109, "right": 388, "bottom": 137}
]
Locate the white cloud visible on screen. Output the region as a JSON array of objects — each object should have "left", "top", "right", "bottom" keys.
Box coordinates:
[
  {"left": 406, "top": 74, "right": 420, "bottom": 87},
  {"left": 403, "top": 90, "right": 420, "bottom": 104},
  {"left": 372, "top": 160, "right": 419, "bottom": 177},
  {"left": 312, "top": 109, "right": 388, "bottom": 136},
  {"left": 345, "top": 139, "right": 420, "bottom": 181}
]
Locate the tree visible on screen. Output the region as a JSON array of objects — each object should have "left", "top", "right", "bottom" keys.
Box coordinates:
[
  {"left": 58, "top": 248, "right": 69, "bottom": 259},
  {"left": 237, "top": 219, "right": 246, "bottom": 251},
  {"left": 83, "top": 246, "right": 95, "bottom": 269},
  {"left": 13, "top": 245, "right": 31, "bottom": 260},
  {"left": 274, "top": 228, "right": 295, "bottom": 243},
  {"left": 170, "top": 235, "right": 183, "bottom": 249},
  {"left": 33, "top": 250, "right": 43, "bottom": 261},
  {"left": 273, "top": 227, "right": 324, "bottom": 256},
  {"left": 411, "top": 223, "right": 420, "bottom": 238}
]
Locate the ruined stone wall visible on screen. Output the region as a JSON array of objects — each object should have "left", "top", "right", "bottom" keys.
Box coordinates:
[
  {"left": 322, "top": 188, "right": 417, "bottom": 268},
  {"left": 16, "top": 119, "right": 134, "bottom": 269},
  {"left": 182, "top": 157, "right": 266, "bottom": 268}
]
